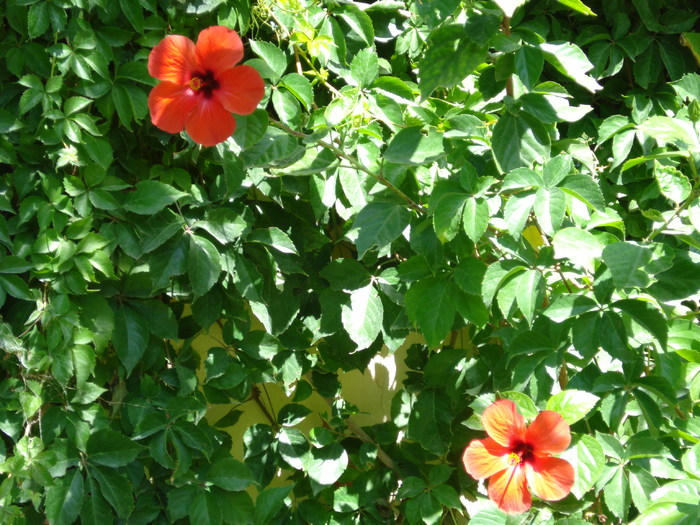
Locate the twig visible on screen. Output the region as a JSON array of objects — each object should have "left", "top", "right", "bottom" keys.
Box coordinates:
[
  {"left": 251, "top": 385, "right": 277, "bottom": 427},
  {"left": 270, "top": 118, "right": 426, "bottom": 214}
]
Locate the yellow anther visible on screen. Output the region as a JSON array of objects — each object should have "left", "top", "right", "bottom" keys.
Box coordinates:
[
  {"left": 189, "top": 77, "right": 204, "bottom": 91},
  {"left": 507, "top": 452, "right": 522, "bottom": 465}
]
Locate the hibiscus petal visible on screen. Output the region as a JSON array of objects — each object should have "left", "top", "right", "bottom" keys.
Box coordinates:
[
  {"left": 148, "top": 35, "right": 197, "bottom": 84},
  {"left": 148, "top": 82, "right": 198, "bottom": 133},
  {"left": 213, "top": 65, "right": 266, "bottom": 115},
  {"left": 195, "top": 26, "right": 244, "bottom": 74},
  {"left": 463, "top": 437, "right": 511, "bottom": 480},
  {"left": 481, "top": 400, "right": 526, "bottom": 447},
  {"left": 526, "top": 410, "right": 571, "bottom": 455},
  {"left": 526, "top": 456, "right": 575, "bottom": 502},
  {"left": 185, "top": 98, "right": 236, "bottom": 147},
  {"left": 488, "top": 466, "right": 531, "bottom": 514}
]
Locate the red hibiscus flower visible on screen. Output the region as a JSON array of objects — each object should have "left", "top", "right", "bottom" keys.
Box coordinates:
[
  {"left": 147, "top": 26, "right": 265, "bottom": 147},
  {"left": 462, "top": 399, "right": 575, "bottom": 514}
]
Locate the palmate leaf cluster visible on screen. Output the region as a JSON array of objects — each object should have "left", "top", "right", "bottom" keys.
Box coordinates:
[{"left": 1, "top": 0, "right": 700, "bottom": 523}]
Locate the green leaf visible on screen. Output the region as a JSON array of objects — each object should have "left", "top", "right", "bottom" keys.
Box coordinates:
[
  {"left": 515, "top": 45, "right": 544, "bottom": 89},
  {"left": 560, "top": 174, "right": 606, "bottom": 211},
  {"left": 350, "top": 48, "right": 379, "bottom": 88},
  {"left": 0, "top": 275, "right": 34, "bottom": 301},
  {"left": 80, "top": 135, "right": 113, "bottom": 170},
  {"left": 189, "top": 489, "right": 222, "bottom": 525},
  {"left": 304, "top": 443, "right": 349, "bottom": 486},
  {"left": 87, "top": 429, "right": 143, "bottom": 468},
  {"left": 515, "top": 269, "right": 545, "bottom": 325},
  {"left": 247, "top": 227, "right": 298, "bottom": 255},
  {"left": 119, "top": 0, "right": 144, "bottom": 33},
  {"left": 543, "top": 294, "right": 598, "bottom": 322},
  {"left": 124, "top": 181, "right": 186, "bottom": 215},
  {"left": 272, "top": 89, "right": 300, "bottom": 125},
  {"left": 384, "top": 126, "right": 444, "bottom": 165},
  {"left": 28, "top": 2, "right": 50, "bottom": 38},
  {"left": 492, "top": 112, "right": 551, "bottom": 172},
  {"left": 150, "top": 237, "right": 188, "bottom": 291},
  {"left": 405, "top": 275, "right": 456, "bottom": 348},
  {"left": 559, "top": 434, "right": 605, "bottom": 499},
  {"left": 341, "top": 284, "right": 383, "bottom": 350},
  {"left": 546, "top": 390, "right": 600, "bottom": 424},
  {"left": 628, "top": 466, "right": 659, "bottom": 513},
  {"left": 503, "top": 193, "right": 536, "bottom": 238},
  {"left": 206, "top": 458, "right": 253, "bottom": 492},
  {"left": 655, "top": 163, "right": 692, "bottom": 204},
  {"left": 598, "top": 115, "right": 631, "bottom": 144},
  {"left": 552, "top": 227, "right": 605, "bottom": 273},
  {"left": 321, "top": 259, "right": 371, "bottom": 291},
  {"left": 337, "top": 5, "right": 374, "bottom": 46},
  {"left": 250, "top": 40, "right": 287, "bottom": 81},
  {"left": 277, "top": 428, "right": 309, "bottom": 470},
  {"left": 254, "top": 486, "right": 292, "bottom": 525},
  {"left": 430, "top": 182, "right": 467, "bottom": 242},
  {"left": 414, "top": 0, "right": 461, "bottom": 27},
  {"left": 81, "top": 478, "right": 113, "bottom": 525},
  {"left": 634, "top": 42, "right": 661, "bottom": 90},
  {"left": 605, "top": 466, "right": 631, "bottom": 520},
  {"left": 533, "top": 187, "right": 566, "bottom": 235},
  {"left": 45, "top": 469, "right": 84, "bottom": 525},
  {"left": 278, "top": 403, "right": 312, "bottom": 427},
  {"left": 557, "top": 0, "right": 596, "bottom": 15},
  {"left": 638, "top": 116, "right": 700, "bottom": 151},
  {"left": 280, "top": 73, "right": 314, "bottom": 110},
  {"left": 90, "top": 465, "right": 134, "bottom": 518},
  {"left": 630, "top": 501, "right": 700, "bottom": 525},
  {"left": 351, "top": 202, "right": 411, "bottom": 258},
  {"left": 462, "top": 198, "right": 490, "bottom": 243},
  {"left": 407, "top": 389, "right": 453, "bottom": 455},
  {"left": 602, "top": 242, "right": 662, "bottom": 289},
  {"left": 613, "top": 299, "right": 668, "bottom": 349},
  {"left": 232, "top": 109, "right": 269, "bottom": 150},
  {"left": 539, "top": 42, "right": 602, "bottom": 92},
  {"left": 112, "top": 306, "right": 149, "bottom": 376},
  {"left": 418, "top": 24, "right": 487, "bottom": 99},
  {"left": 188, "top": 235, "right": 221, "bottom": 297}
]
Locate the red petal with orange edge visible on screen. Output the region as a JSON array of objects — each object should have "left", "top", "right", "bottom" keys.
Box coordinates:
[
  {"left": 148, "top": 35, "right": 197, "bottom": 84},
  {"left": 481, "top": 400, "right": 526, "bottom": 448},
  {"left": 525, "top": 456, "right": 574, "bottom": 502},
  {"left": 214, "top": 65, "right": 265, "bottom": 115},
  {"left": 195, "top": 26, "right": 244, "bottom": 74},
  {"left": 488, "top": 466, "right": 531, "bottom": 514},
  {"left": 148, "top": 82, "right": 198, "bottom": 133},
  {"left": 463, "top": 437, "right": 510, "bottom": 480},
  {"left": 526, "top": 410, "right": 571, "bottom": 455},
  {"left": 185, "top": 99, "right": 235, "bottom": 146}
]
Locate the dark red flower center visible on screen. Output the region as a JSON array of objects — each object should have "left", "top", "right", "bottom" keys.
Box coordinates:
[
  {"left": 509, "top": 440, "right": 534, "bottom": 464},
  {"left": 188, "top": 70, "right": 219, "bottom": 98}
]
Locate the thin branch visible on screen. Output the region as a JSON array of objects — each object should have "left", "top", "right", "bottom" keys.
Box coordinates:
[{"left": 270, "top": 118, "right": 426, "bottom": 214}]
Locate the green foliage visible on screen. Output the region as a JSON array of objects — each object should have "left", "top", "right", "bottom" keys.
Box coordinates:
[{"left": 1, "top": 0, "right": 699, "bottom": 523}]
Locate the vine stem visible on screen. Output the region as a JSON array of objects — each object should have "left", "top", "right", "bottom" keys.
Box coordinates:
[
  {"left": 320, "top": 395, "right": 399, "bottom": 473},
  {"left": 269, "top": 118, "right": 426, "bottom": 214},
  {"left": 501, "top": 16, "right": 514, "bottom": 98}
]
